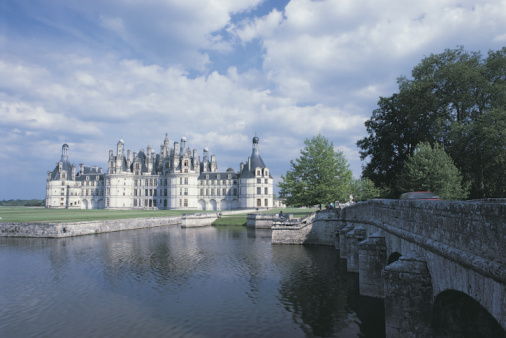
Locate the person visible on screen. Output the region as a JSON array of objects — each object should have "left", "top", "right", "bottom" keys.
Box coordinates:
[
  {"left": 279, "top": 211, "right": 284, "bottom": 219},
  {"left": 330, "top": 202, "right": 334, "bottom": 208}
]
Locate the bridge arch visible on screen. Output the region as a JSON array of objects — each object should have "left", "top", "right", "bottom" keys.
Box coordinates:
[
  {"left": 387, "top": 252, "right": 401, "bottom": 265},
  {"left": 433, "top": 289, "right": 504, "bottom": 337}
]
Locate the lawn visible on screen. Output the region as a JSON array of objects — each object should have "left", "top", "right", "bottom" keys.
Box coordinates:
[
  {"left": 0, "top": 207, "right": 199, "bottom": 223},
  {"left": 211, "top": 208, "right": 315, "bottom": 226},
  {"left": 0, "top": 207, "right": 315, "bottom": 224}
]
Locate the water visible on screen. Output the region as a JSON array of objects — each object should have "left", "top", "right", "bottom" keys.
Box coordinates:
[{"left": 0, "top": 225, "right": 384, "bottom": 337}]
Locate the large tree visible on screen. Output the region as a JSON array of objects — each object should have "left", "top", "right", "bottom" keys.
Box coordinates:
[
  {"left": 278, "top": 134, "right": 353, "bottom": 208},
  {"left": 396, "top": 142, "right": 468, "bottom": 200},
  {"left": 358, "top": 46, "right": 506, "bottom": 198},
  {"left": 351, "top": 178, "right": 381, "bottom": 202}
]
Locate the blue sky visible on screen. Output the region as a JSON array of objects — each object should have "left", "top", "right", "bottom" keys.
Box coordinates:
[{"left": 1, "top": 0, "right": 505, "bottom": 200}]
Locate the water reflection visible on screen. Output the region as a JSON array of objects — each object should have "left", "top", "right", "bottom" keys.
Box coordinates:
[{"left": 0, "top": 225, "right": 383, "bottom": 337}]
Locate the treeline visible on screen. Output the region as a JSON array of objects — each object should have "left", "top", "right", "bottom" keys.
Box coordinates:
[
  {"left": 0, "top": 199, "right": 45, "bottom": 206},
  {"left": 357, "top": 46, "right": 506, "bottom": 199}
]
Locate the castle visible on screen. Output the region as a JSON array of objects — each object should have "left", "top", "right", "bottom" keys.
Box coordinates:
[{"left": 46, "top": 135, "right": 273, "bottom": 210}]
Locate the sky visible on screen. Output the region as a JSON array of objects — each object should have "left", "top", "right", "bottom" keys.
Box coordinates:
[{"left": 1, "top": 0, "right": 505, "bottom": 200}]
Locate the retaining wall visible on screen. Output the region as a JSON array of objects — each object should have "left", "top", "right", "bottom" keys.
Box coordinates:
[{"left": 0, "top": 216, "right": 181, "bottom": 238}]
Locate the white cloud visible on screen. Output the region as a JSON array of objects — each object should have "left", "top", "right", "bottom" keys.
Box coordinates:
[{"left": 1, "top": 0, "right": 505, "bottom": 199}]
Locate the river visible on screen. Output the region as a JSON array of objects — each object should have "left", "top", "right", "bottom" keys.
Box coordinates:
[{"left": 0, "top": 225, "right": 385, "bottom": 337}]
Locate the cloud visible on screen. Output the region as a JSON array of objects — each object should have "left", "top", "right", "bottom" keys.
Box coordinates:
[{"left": 1, "top": 0, "right": 506, "bottom": 199}]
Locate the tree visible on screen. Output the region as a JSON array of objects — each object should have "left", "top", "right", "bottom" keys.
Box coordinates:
[
  {"left": 351, "top": 178, "right": 381, "bottom": 202},
  {"left": 396, "top": 142, "right": 468, "bottom": 200},
  {"left": 278, "top": 134, "right": 353, "bottom": 208},
  {"left": 358, "top": 46, "right": 506, "bottom": 198}
]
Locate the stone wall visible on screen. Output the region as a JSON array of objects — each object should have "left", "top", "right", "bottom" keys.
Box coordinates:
[
  {"left": 272, "top": 211, "right": 336, "bottom": 245},
  {"left": 340, "top": 199, "right": 506, "bottom": 284},
  {"left": 181, "top": 213, "right": 220, "bottom": 228},
  {"left": 246, "top": 214, "right": 276, "bottom": 228},
  {"left": 341, "top": 199, "right": 505, "bottom": 265},
  {"left": 0, "top": 216, "right": 181, "bottom": 238}
]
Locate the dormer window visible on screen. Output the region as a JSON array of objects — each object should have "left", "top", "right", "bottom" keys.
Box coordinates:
[{"left": 256, "top": 170, "right": 261, "bottom": 176}]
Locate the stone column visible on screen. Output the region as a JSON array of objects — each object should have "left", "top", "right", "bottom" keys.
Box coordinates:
[
  {"left": 339, "top": 224, "right": 354, "bottom": 259},
  {"left": 358, "top": 231, "right": 386, "bottom": 298},
  {"left": 346, "top": 227, "right": 366, "bottom": 272},
  {"left": 382, "top": 254, "right": 433, "bottom": 337}
]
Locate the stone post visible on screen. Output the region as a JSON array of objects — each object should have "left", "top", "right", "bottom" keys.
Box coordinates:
[
  {"left": 358, "top": 231, "right": 386, "bottom": 298},
  {"left": 346, "top": 227, "right": 366, "bottom": 272},
  {"left": 339, "top": 224, "right": 354, "bottom": 259},
  {"left": 382, "top": 254, "right": 433, "bottom": 337}
]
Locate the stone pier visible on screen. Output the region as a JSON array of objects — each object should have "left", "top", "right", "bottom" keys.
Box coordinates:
[
  {"left": 382, "top": 254, "right": 433, "bottom": 337},
  {"left": 358, "top": 232, "right": 386, "bottom": 298}
]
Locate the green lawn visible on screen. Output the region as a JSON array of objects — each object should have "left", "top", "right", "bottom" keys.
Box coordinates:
[
  {"left": 0, "top": 207, "right": 200, "bottom": 223},
  {"left": 211, "top": 208, "right": 315, "bottom": 226},
  {"left": 0, "top": 207, "right": 315, "bottom": 224}
]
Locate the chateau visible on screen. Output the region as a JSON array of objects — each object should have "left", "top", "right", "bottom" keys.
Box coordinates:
[{"left": 46, "top": 135, "right": 273, "bottom": 210}]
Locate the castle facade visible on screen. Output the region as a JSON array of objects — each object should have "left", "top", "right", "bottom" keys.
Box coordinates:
[{"left": 46, "top": 135, "right": 273, "bottom": 210}]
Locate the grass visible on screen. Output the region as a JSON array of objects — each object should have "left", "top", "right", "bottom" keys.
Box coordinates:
[
  {"left": 211, "top": 207, "right": 316, "bottom": 226},
  {"left": 0, "top": 206, "right": 316, "bottom": 224},
  {"left": 0, "top": 207, "right": 200, "bottom": 223}
]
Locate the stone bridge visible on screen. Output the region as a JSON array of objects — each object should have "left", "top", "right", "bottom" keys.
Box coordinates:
[{"left": 271, "top": 199, "right": 505, "bottom": 337}]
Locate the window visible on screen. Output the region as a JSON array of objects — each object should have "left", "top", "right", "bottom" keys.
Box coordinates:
[
  {"left": 200, "top": 189, "right": 203, "bottom": 196},
  {"left": 211, "top": 189, "right": 215, "bottom": 196},
  {"left": 184, "top": 188, "right": 188, "bottom": 196},
  {"left": 265, "top": 199, "right": 268, "bottom": 207},
  {"left": 265, "top": 187, "right": 268, "bottom": 194},
  {"left": 222, "top": 188, "right": 226, "bottom": 195},
  {"left": 265, "top": 179, "right": 268, "bottom": 184},
  {"left": 184, "top": 199, "right": 188, "bottom": 207},
  {"left": 145, "top": 189, "right": 148, "bottom": 196},
  {"left": 257, "top": 199, "right": 261, "bottom": 207},
  {"left": 233, "top": 188, "right": 237, "bottom": 196},
  {"left": 184, "top": 177, "right": 188, "bottom": 185},
  {"left": 257, "top": 187, "right": 261, "bottom": 194},
  {"left": 256, "top": 170, "right": 260, "bottom": 176},
  {"left": 257, "top": 179, "right": 261, "bottom": 184}
]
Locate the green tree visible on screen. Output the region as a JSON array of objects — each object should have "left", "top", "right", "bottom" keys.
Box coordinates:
[
  {"left": 351, "top": 178, "right": 381, "bottom": 202},
  {"left": 278, "top": 134, "right": 353, "bottom": 208},
  {"left": 358, "top": 46, "right": 506, "bottom": 198},
  {"left": 397, "top": 142, "right": 468, "bottom": 200}
]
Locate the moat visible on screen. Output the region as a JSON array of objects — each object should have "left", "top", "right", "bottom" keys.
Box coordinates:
[{"left": 0, "top": 224, "right": 384, "bottom": 337}]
